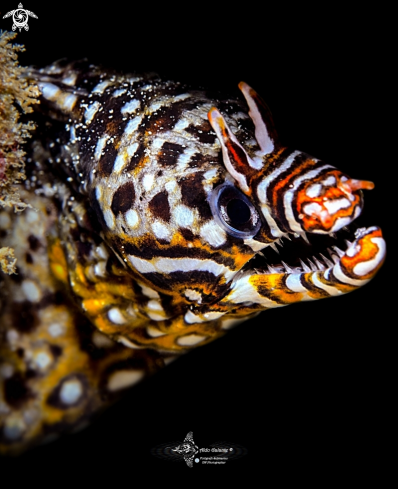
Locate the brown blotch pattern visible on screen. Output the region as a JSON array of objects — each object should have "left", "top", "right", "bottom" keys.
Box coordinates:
[
  {"left": 148, "top": 191, "right": 170, "bottom": 222},
  {"left": 180, "top": 172, "right": 212, "bottom": 220},
  {"left": 111, "top": 181, "right": 136, "bottom": 215},
  {"left": 158, "top": 142, "right": 184, "bottom": 167}
]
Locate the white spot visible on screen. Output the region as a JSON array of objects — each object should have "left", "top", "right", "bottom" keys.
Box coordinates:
[
  {"left": 59, "top": 378, "right": 83, "bottom": 405},
  {"left": 142, "top": 173, "right": 154, "bottom": 191},
  {"left": 26, "top": 209, "right": 39, "bottom": 223},
  {"left": 92, "top": 80, "right": 111, "bottom": 94},
  {"left": 177, "top": 147, "right": 196, "bottom": 169},
  {"left": 3, "top": 417, "right": 25, "bottom": 440},
  {"left": 84, "top": 101, "right": 101, "bottom": 124},
  {"left": 22, "top": 280, "right": 41, "bottom": 302},
  {"left": 306, "top": 183, "right": 322, "bottom": 198},
  {"left": 92, "top": 331, "right": 115, "bottom": 348},
  {"left": 124, "top": 115, "right": 143, "bottom": 136},
  {"left": 177, "top": 334, "right": 207, "bottom": 346},
  {"left": 61, "top": 94, "right": 78, "bottom": 112},
  {"left": 94, "top": 261, "right": 107, "bottom": 277},
  {"left": 146, "top": 325, "right": 166, "bottom": 337},
  {"left": 120, "top": 99, "right": 140, "bottom": 114},
  {"left": 174, "top": 205, "right": 194, "bottom": 227},
  {"left": 34, "top": 352, "right": 52, "bottom": 370},
  {"left": 107, "top": 370, "right": 144, "bottom": 391},
  {"left": 323, "top": 198, "right": 351, "bottom": 215},
  {"left": 96, "top": 185, "right": 102, "bottom": 201},
  {"left": 103, "top": 208, "right": 116, "bottom": 229},
  {"left": 346, "top": 244, "right": 361, "bottom": 257},
  {"left": 330, "top": 216, "right": 353, "bottom": 232},
  {"left": 174, "top": 118, "right": 189, "bottom": 131},
  {"left": 200, "top": 220, "right": 227, "bottom": 247},
  {"left": 0, "top": 212, "right": 11, "bottom": 229},
  {"left": 140, "top": 284, "right": 160, "bottom": 299},
  {"left": 112, "top": 88, "right": 127, "bottom": 97},
  {"left": 321, "top": 175, "right": 336, "bottom": 186},
  {"left": 39, "top": 82, "right": 60, "bottom": 101},
  {"left": 152, "top": 220, "right": 172, "bottom": 241},
  {"left": 147, "top": 300, "right": 163, "bottom": 312},
  {"left": 63, "top": 73, "right": 77, "bottom": 86},
  {"left": 0, "top": 364, "right": 14, "bottom": 379},
  {"left": 48, "top": 323, "right": 65, "bottom": 338},
  {"left": 127, "top": 142, "right": 139, "bottom": 157},
  {"left": 108, "top": 307, "right": 127, "bottom": 324},
  {"left": 125, "top": 209, "right": 139, "bottom": 228},
  {"left": 184, "top": 289, "right": 202, "bottom": 302},
  {"left": 94, "top": 134, "right": 110, "bottom": 160},
  {"left": 303, "top": 202, "right": 323, "bottom": 216}
]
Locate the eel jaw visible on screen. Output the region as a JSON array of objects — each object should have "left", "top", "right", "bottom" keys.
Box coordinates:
[{"left": 224, "top": 226, "right": 386, "bottom": 308}]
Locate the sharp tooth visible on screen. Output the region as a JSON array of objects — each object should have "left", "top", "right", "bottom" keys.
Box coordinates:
[
  {"left": 267, "top": 265, "right": 278, "bottom": 274},
  {"left": 300, "top": 232, "right": 310, "bottom": 244},
  {"left": 276, "top": 239, "right": 284, "bottom": 247},
  {"left": 307, "top": 259, "right": 318, "bottom": 272},
  {"left": 284, "top": 234, "right": 292, "bottom": 241},
  {"left": 330, "top": 232, "right": 337, "bottom": 239},
  {"left": 320, "top": 253, "right": 334, "bottom": 268},
  {"left": 269, "top": 243, "right": 279, "bottom": 254},
  {"left": 313, "top": 257, "right": 326, "bottom": 271},
  {"left": 345, "top": 239, "right": 353, "bottom": 248},
  {"left": 281, "top": 261, "right": 294, "bottom": 273},
  {"left": 299, "top": 259, "right": 311, "bottom": 273},
  {"left": 332, "top": 246, "right": 345, "bottom": 258},
  {"left": 257, "top": 251, "right": 265, "bottom": 258}
]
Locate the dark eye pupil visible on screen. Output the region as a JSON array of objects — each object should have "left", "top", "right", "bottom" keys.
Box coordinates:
[{"left": 227, "top": 199, "right": 251, "bottom": 226}]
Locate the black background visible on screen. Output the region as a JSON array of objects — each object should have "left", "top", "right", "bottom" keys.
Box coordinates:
[{"left": 0, "top": 2, "right": 393, "bottom": 483}]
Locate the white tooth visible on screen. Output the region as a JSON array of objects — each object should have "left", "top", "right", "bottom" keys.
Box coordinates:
[
  {"left": 267, "top": 265, "right": 278, "bottom": 274},
  {"left": 330, "top": 233, "right": 337, "bottom": 239},
  {"left": 307, "top": 259, "right": 318, "bottom": 272},
  {"left": 342, "top": 226, "right": 349, "bottom": 232},
  {"left": 345, "top": 239, "right": 353, "bottom": 248},
  {"left": 269, "top": 243, "right": 279, "bottom": 254},
  {"left": 300, "top": 232, "right": 310, "bottom": 244},
  {"left": 276, "top": 239, "right": 284, "bottom": 247},
  {"left": 299, "top": 259, "right": 311, "bottom": 272},
  {"left": 314, "top": 257, "right": 326, "bottom": 271},
  {"left": 284, "top": 234, "right": 292, "bottom": 241},
  {"left": 332, "top": 246, "right": 345, "bottom": 258},
  {"left": 320, "top": 253, "right": 334, "bottom": 268},
  {"left": 281, "top": 261, "right": 294, "bottom": 273},
  {"left": 331, "top": 254, "right": 340, "bottom": 264}
]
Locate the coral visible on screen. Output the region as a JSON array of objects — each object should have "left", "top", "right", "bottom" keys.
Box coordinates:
[{"left": 0, "top": 30, "right": 40, "bottom": 273}]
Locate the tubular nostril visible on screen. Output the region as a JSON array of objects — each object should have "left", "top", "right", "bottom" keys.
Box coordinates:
[{"left": 341, "top": 179, "right": 375, "bottom": 192}]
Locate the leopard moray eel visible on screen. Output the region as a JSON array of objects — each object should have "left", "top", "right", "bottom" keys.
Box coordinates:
[{"left": 0, "top": 60, "right": 386, "bottom": 454}]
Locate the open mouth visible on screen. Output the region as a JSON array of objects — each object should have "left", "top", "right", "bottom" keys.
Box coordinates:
[{"left": 245, "top": 218, "right": 385, "bottom": 281}]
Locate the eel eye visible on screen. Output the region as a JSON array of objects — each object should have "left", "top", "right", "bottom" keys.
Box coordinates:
[{"left": 210, "top": 184, "right": 261, "bottom": 238}]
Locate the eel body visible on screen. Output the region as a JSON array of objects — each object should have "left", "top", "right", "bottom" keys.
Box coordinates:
[{"left": 0, "top": 60, "right": 386, "bottom": 454}]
